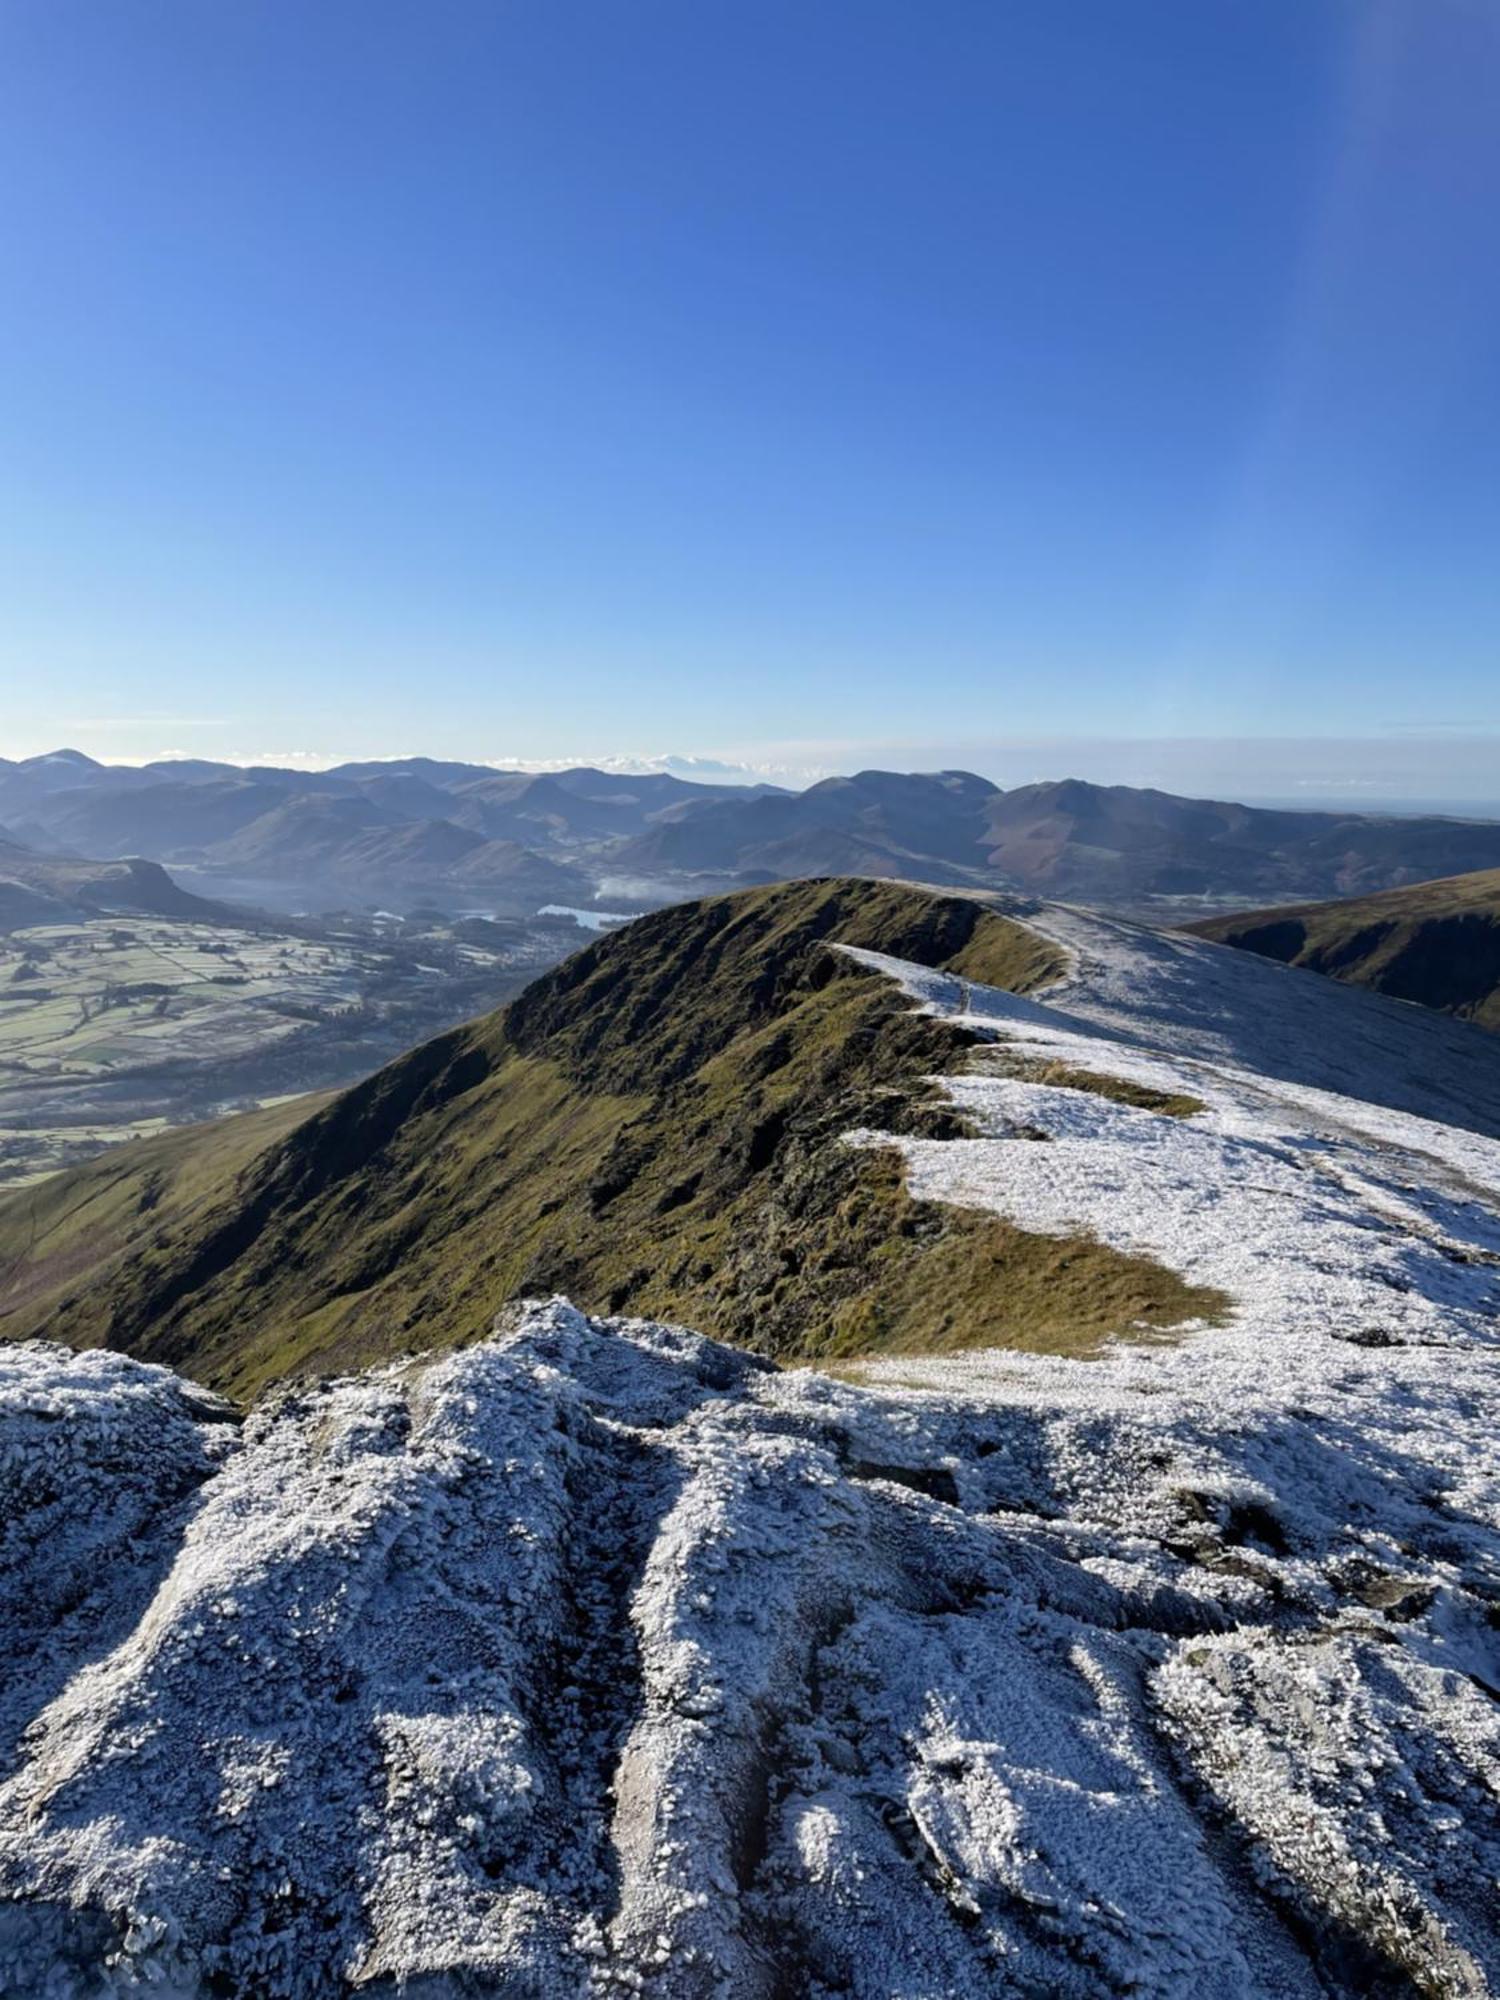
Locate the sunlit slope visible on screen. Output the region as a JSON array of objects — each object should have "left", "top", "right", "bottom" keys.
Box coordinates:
[
  {"left": 1191, "top": 867, "right": 1500, "bottom": 1032},
  {"left": 0, "top": 1092, "right": 334, "bottom": 1323},
  {"left": 0, "top": 879, "right": 1224, "bottom": 1398}
]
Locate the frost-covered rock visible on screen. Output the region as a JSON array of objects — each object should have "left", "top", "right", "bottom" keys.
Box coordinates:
[{"left": 1, "top": 1290, "right": 1497, "bottom": 1997}]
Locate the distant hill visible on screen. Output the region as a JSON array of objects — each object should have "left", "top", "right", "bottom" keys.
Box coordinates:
[
  {"left": 0, "top": 834, "right": 231, "bottom": 930},
  {"left": 13, "top": 776, "right": 310, "bottom": 858},
  {"left": 613, "top": 769, "right": 999, "bottom": 882},
  {"left": 1191, "top": 868, "right": 1500, "bottom": 1031},
  {"left": 0, "top": 753, "right": 780, "bottom": 913},
  {"left": 617, "top": 773, "right": 1500, "bottom": 905},
  {"left": 0, "top": 747, "right": 110, "bottom": 792},
  {"left": 8, "top": 752, "right": 1500, "bottom": 915},
  {"left": 978, "top": 779, "right": 1500, "bottom": 904}
]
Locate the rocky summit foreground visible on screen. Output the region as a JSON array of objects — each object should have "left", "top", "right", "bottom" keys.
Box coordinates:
[{"left": 1, "top": 1285, "right": 1497, "bottom": 1999}]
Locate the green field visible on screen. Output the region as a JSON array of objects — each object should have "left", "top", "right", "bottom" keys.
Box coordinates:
[{"left": 0, "top": 912, "right": 571, "bottom": 1186}]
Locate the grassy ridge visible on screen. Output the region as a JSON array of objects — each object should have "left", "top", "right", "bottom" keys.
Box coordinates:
[
  {"left": 0, "top": 879, "right": 1226, "bottom": 1397},
  {"left": 1191, "top": 868, "right": 1500, "bottom": 1033}
]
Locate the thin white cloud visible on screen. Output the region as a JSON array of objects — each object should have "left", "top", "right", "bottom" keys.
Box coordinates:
[
  {"left": 69, "top": 717, "right": 232, "bottom": 731},
  {"left": 482, "top": 751, "right": 825, "bottom": 786},
  {"left": 141, "top": 748, "right": 344, "bottom": 772}
]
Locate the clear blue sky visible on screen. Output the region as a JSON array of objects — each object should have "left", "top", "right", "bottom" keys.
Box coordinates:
[{"left": 2, "top": 0, "right": 1498, "bottom": 799}]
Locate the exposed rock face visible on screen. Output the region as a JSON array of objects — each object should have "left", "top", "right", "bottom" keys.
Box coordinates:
[{"left": 2, "top": 1300, "right": 1498, "bottom": 1998}]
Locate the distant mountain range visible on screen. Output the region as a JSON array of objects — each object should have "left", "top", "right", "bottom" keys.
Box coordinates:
[
  {"left": 1193, "top": 866, "right": 1500, "bottom": 1032},
  {"left": 0, "top": 751, "right": 780, "bottom": 912},
  {"left": 7, "top": 749, "right": 1500, "bottom": 915}
]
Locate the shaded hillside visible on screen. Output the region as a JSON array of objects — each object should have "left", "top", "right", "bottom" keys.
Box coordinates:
[
  {"left": 620, "top": 772, "right": 1500, "bottom": 907},
  {"left": 1191, "top": 868, "right": 1500, "bottom": 1031},
  {"left": 613, "top": 768, "right": 999, "bottom": 882},
  {"left": 208, "top": 795, "right": 590, "bottom": 902},
  {"left": 0, "top": 879, "right": 1223, "bottom": 1397}
]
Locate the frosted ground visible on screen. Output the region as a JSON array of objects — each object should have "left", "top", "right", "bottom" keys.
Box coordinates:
[{"left": 1, "top": 910, "right": 1498, "bottom": 1996}]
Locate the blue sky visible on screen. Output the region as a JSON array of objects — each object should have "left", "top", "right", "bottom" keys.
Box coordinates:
[{"left": 2, "top": 0, "right": 1498, "bottom": 801}]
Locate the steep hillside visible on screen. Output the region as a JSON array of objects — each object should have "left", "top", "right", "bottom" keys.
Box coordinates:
[
  {"left": 1192, "top": 868, "right": 1500, "bottom": 1031},
  {"left": 0, "top": 879, "right": 1225, "bottom": 1397}
]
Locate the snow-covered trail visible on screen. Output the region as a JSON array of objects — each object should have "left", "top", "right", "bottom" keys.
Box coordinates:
[
  {"left": 993, "top": 900, "right": 1500, "bottom": 1139},
  {"left": 2, "top": 908, "right": 1500, "bottom": 1996},
  {"left": 846, "top": 908, "right": 1500, "bottom": 1369}
]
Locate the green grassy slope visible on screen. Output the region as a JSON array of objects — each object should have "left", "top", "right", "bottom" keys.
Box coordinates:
[
  {"left": 0, "top": 878, "right": 1226, "bottom": 1397},
  {"left": 1190, "top": 868, "right": 1500, "bottom": 1033}
]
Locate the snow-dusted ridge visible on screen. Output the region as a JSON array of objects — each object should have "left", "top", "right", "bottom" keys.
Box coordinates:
[
  {"left": 2, "top": 904, "right": 1499, "bottom": 1996},
  {"left": 844, "top": 904, "right": 1500, "bottom": 1363}
]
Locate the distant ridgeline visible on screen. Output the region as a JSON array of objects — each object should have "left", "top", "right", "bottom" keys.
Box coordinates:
[{"left": 0, "top": 833, "right": 231, "bottom": 929}]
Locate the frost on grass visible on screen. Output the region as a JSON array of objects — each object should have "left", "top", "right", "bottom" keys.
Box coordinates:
[{"left": 3, "top": 904, "right": 1500, "bottom": 1995}]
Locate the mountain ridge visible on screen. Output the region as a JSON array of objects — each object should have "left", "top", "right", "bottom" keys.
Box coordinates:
[
  {"left": 0, "top": 833, "right": 234, "bottom": 930},
  {"left": 9, "top": 872, "right": 1500, "bottom": 1405},
  {"left": 9, "top": 753, "right": 1500, "bottom": 915},
  {"left": 4, "top": 879, "right": 1500, "bottom": 1992}
]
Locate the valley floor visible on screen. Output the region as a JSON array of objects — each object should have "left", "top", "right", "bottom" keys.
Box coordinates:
[
  {"left": 2, "top": 908, "right": 1498, "bottom": 1996},
  {"left": 0, "top": 912, "right": 579, "bottom": 1188}
]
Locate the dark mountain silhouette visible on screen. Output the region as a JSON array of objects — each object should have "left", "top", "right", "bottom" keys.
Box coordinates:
[
  {"left": 614, "top": 769, "right": 999, "bottom": 881},
  {"left": 980, "top": 780, "right": 1500, "bottom": 903}
]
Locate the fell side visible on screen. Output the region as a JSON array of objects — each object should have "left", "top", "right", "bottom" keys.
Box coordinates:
[
  {"left": 0, "top": 880, "right": 1222, "bottom": 1398},
  {"left": 1191, "top": 866, "right": 1500, "bottom": 1032}
]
